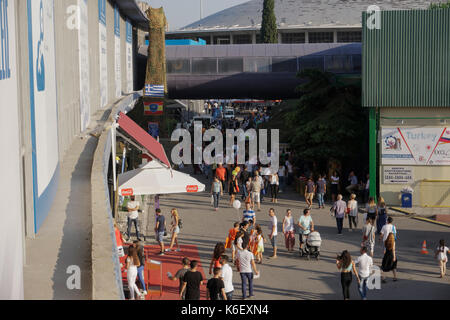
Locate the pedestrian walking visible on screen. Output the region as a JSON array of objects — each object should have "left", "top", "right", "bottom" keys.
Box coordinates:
[
  {"left": 331, "top": 194, "right": 346, "bottom": 235},
  {"left": 245, "top": 177, "right": 253, "bottom": 207},
  {"left": 215, "top": 164, "right": 227, "bottom": 192},
  {"left": 435, "top": 239, "right": 449, "bottom": 278},
  {"left": 354, "top": 246, "right": 373, "bottom": 300},
  {"left": 229, "top": 173, "right": 240, "bottom": 206},
  {"left": 126, "top": 246, "right": 143, "bottom": 300},
  {"left": 376, "top": 197, "right": 388, "bottom": 234},
  {"left": 209, "top": 242, "right": 225, "bottom": 275},
  {"left": 243, "top": 202, "right": 256, "bottom": 224},
  {"left": 206, "top": 268, "right": 227, "bottom": 300},
  {"left": 168, "top": 257, "right": 190, "bottom": 300},
  {"left": 221, "top": 255, "right": 234, "bottom": 300},
  {"left": 254, "top": 225, "right": 265, "bottom": 263},
  {"left": 238, "top": 241, "right": 259, "bottom": 300},
  {"left": 270, "top": 172, "right": 279, "bottom": 203},
  {"left": 380, "top": 217, "right": 397, "bottom": 243},
  {"left": 126, "top": 195, "right": 141, "bottom": 241},
  {"left": 211, "top": 176, "right": 223, "bottom": 211},
  {"left": 330, "top": 171, "right": 340, "bottom": 203},
  {"left": 282, "top": 209, "right": 295, "bottom": 252},
  {"left": 251, "top": 171, "right": 264, "bottom": 211},
  {"left": 154, "top": 209, "right": 166, "bottom": 255},
  {"left": 268, "top": 208, "right": 278, "bottom": 259},
  {"left": 366, "top": 197, "right": 378, "bottom": 223},
  {"left": 278, "top": 164, "right": 286, "bottom": 193},
  {"left": 304, "top": 177, "right": 316, "bottom": 209},
  {"left": 240, "top": 166, "right": 251, "bottom": 200},
  {"left": 381, "top": 233, "right": 398, "bottom": 283},
  {"left": 316, "top": 174, "right": 326, "bottom": 209},
  {"left": 362, "top": 217, "right": 376, "bottom": 257},
  {"left": 298, "top": 208, "right": 314, "bottom": 254},
  {"left": 180, "top": 260, "right": 204, "bottom": 300},
  {"left": 132, "top": 240, "right": 147, "bottom": 296},
  {"left": 336, "top": 250, "right": 360, "bottom": 300},
  {"left": 226, "top": 222, "right": 240, "bottom": 262},
  {"left": 166, "top": 208, "right": 181, "bottom": 252},
  {"left": 347, "top": 193, "right": 358, "bottom": 231}
]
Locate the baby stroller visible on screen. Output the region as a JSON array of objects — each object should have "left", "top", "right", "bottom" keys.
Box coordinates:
[{"left": 300, "top": 231, "right": 322, "bottom": 260}]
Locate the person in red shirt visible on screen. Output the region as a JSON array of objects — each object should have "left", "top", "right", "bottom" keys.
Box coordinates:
[
  {"left": 209, "top": 242, "right": 225, "bottom": 275},
  {"left": 215, "top": 164, "right": 227, "bottom": 192},
  {"left": 114, "top": 220, "right": 124, "bottom": 257},
  {"left": 226, "top": 222, "right": 240, "bottom": 262}
]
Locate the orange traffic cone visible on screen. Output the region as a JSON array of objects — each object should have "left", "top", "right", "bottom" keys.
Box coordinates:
[{"left": 421, "top": 240, "right": 429, "bottom": 254}]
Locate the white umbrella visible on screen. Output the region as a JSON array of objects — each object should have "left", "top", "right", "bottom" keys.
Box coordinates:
[{"left": 118, "top": 161, "right": 205, "bottom": 196}]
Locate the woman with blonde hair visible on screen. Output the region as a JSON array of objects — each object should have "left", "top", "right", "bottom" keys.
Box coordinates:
[
  {"left": 347, "top": 193, "right": 358, "bottom": 232},
  {"left": 166, "top": 208, "right": 181, "bottom": 252},
  {"left": 376, "top": 196, "right": 388, "bottom": 234},
  {"left": 381, "top": 232, "right": 398, "bottom": 283},
  {"left": 126, "top": 246, "right": 142, "bottom": 300},
  {"left": 365, "top": 197, "right": 377, "bottom": 223}
]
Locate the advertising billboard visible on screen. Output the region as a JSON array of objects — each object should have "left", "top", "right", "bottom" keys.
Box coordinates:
[{"left": 381, "top": 127, "right": 450, "bottom": 166}]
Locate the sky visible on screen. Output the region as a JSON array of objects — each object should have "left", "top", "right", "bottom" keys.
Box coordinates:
[{"left": 140, "top": 0, "right": 250, "bottom": 31}]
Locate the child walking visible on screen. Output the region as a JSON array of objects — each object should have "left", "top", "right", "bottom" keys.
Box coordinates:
[
  {"left": 435, "top": 239, "right": 449, "bottom": 278},
  {"left": 254, "top": 225, "right": 266, "bottom": 264}
]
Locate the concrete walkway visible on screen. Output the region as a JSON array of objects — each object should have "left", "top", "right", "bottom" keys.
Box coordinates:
[
  {"left": 130, "top": 169, "right": 450, "bottom": 300},
  {"left": 23, "top": 108, "right": 110, "bottom": 300}
]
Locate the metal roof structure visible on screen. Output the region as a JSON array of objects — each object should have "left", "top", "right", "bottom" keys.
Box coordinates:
[
  {"left": 362, "top": 8, "right": 450, "bottom": 107},
  {"left": 170, "top": 0, "right": 441, "bottom": 34},
  {"left": 113, "top": 0, "right": 149, "bottom": 30}
]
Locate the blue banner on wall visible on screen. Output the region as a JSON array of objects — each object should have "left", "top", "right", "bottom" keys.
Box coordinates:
[
  {"left": 126, "top": 20, "right": 132, "bottom": 44},
  {"left": 114, "top": 5, "right": 120, "bottom": 37},
  {"left": 98, "top": 0, "right": 106, "bottom": 25}
]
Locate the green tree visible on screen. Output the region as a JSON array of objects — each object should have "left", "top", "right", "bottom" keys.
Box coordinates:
[
  {"left": 286, "top": 69, "right": 368, "bottom": 165},
  {"left": 260, "top": 0, "right": 278, "bottom": 43},
  {"left": 429, "top": 1, "right": 450, "bottom": 9}
]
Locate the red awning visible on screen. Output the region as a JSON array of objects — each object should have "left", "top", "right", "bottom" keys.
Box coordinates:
[{"left": 117, "top": 112, "right": 171, "bottom": 168}]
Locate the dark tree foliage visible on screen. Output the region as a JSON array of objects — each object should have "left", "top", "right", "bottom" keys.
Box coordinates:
[
  {"left": 429, "top": 1, "right": 450, "bottom": 9},
  {"left": 260, "top": 0, "right": 278, "bottom": 43},
  {"left": 286, "top": 69, "right": 368, "bottom": 164}
]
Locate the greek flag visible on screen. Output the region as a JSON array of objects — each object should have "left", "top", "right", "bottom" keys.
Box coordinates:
[{"left": 145, "top": 84, "right": 165, "bottom": 97}]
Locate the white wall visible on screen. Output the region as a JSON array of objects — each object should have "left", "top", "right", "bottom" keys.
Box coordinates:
[{"left": 0, "top": 0, "right": 24, "bottom": 299}]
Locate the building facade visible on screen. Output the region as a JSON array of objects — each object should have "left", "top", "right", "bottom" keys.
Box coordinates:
[
  {"left": 363, "top": 8, "right": 450, "bottom": 207},
  {"left": 165, "top": 0, "right": 439, "bottom": 45},
  {"left": 0, "top": 0, "right": 145, "bottom": 299}
]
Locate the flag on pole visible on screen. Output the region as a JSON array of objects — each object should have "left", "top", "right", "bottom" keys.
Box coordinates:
[{"left": 145, "top": 84, "right": 165, "bottom": 97}]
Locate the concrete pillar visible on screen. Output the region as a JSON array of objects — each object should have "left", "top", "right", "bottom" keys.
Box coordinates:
[
  {"left": 333, "top": 30, "right": 338, "bottom": 43},
  {"left": 305, "top": 31, "right": 309, "bottom": 43},
  {"left": 230, "top": 33, "right": 233, "bottom": 44},
  {"left": 252, "top": 31, "right": 257, "bottom": 44}
]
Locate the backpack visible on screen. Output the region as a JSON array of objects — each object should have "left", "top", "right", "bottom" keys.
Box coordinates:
[{"left": 178, "top": 218, "right": 183, "bottom": 229}]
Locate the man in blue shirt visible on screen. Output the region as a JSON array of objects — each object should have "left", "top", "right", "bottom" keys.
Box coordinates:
[
  {"left": 155, "top": 209, "right": 166, "bottom": 255},
  {"left": 243, "top": 202, "right": 256, "bottom": 224},
  {"left": 346, "top": 171, "right": 359, "bottom": 195}
]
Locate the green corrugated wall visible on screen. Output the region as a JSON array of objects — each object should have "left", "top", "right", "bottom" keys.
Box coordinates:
[{"left": 362, "top": 8, "right": 450, "bottom": 107}]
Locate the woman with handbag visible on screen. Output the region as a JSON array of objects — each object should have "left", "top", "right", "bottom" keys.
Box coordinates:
[
  {"left": 211, "top": 176, "right": 223, "bottom": 211},
  {"left": 381, "top": 233, "right": 398, "bottom": 283},
  {"left": 361, "top": 217, "right": 375, "bottom": 257}
]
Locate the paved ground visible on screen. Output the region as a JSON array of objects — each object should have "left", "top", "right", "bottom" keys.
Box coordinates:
[{"left": 127, "top": 169, "right": 450, "bottom": 300}]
